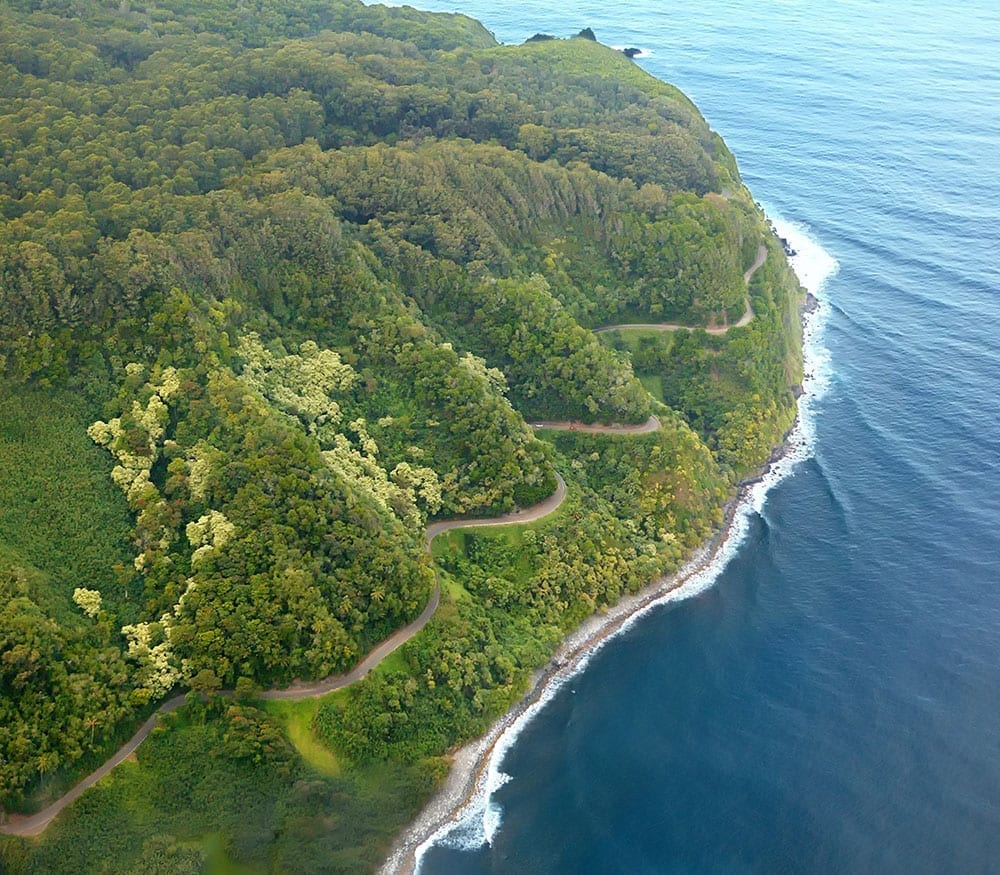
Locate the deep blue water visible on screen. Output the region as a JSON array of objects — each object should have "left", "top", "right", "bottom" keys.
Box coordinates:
[{"left": 410, "top": 1, "right": 1000, "bottom": 871}]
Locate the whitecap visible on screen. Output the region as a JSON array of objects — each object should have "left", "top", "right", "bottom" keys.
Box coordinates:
[
  {"left": 409, "top": 211, "right": 839, "bottom": 874},
  {"left": 611, "top": 45, "right": 654, "bottom": 58}
]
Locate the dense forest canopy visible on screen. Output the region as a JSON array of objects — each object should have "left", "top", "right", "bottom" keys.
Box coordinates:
[{"left": 0, "top": 0, "right": 803, "bottom": 869}]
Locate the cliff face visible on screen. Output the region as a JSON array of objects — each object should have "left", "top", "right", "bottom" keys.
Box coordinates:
[{"left": 0, "top": 1, "right": 801, "bottom": 869}]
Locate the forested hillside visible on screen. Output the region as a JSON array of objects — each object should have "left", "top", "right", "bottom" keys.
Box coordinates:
[{"left": 0, "top": 0, "right": 803, "bottom": 870}]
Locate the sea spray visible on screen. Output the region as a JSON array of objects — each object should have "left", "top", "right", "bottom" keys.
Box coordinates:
[
  {"left": 404, "top": 215, "right": 838, "bottom": 875},
  {"left": 611, "top": 45, "right": 654, "bottom": 58},
  {"left": 741, "top": 211, "right": 838, "bottom": 517}
]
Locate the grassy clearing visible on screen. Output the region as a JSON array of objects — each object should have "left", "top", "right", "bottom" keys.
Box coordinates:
[
  {"left": 430, "top": 485, "right": 571, "bottom": 576},
  {"left": 639, "top": 373, "right": 665, "bottom": 402},
  {"left": 440, "top": 574, "right": 472, "bottom": 603},
  {"left": 373, "top": 648, "right": 409, "bottom": 675},
  {"left": 262, "top": 699, "right": 341, "bottom": 777},
  {"left": 430, "top": 527, "right": 465, "bottom": 559},
  {"left": 599, "top": 326, "right": 678, "bottom": 352}
]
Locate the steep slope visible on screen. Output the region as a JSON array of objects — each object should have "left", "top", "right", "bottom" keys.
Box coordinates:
[{"left": 0, "top": 1, "right": 802, "bottom": 869}]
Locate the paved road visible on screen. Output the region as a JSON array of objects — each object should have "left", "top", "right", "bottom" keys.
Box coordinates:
[
  {"left": 0, "top": 474, "right": 570, "bottom": 837},
  {"left": 1, "top": 413, "right": 660, "bottom": 835},
  {"left": 0, "top": 696, "right": 187, "bottom": 837},
  {"left": 594, "top": 244, "right": 768, "bottom": 336},
  {"left": 3, "top": 226, "right": 762, "bottom": 837},
  {"left": 424, "top": 472, "right": 567, "bottom": 546},
  {"left": 530, "top": 415, "right": 661, "bottom": 435}
]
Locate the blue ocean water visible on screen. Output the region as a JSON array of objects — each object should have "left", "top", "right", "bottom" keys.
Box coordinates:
[{"left": 410, "top": 1, "right": 1000, "bottom": 871}]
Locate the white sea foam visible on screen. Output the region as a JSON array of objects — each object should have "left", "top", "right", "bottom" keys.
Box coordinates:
[
  {"left": 764, "top": 210, "right": 839, "bottom": 509},
  {"left": 611, "top": 45, "right": 654, "bottom": 58},
  {"left": 409, "top": 212, "right": 838, "bottom": 874}
]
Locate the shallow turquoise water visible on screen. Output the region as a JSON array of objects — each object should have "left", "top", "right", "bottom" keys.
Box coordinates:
[{"left": 411, "top": 2, "right": 1000, "bottom": 870}]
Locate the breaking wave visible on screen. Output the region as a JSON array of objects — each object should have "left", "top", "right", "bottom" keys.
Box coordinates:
[{"left": 412, "top": 213, "right": 838, "bottom": 872}]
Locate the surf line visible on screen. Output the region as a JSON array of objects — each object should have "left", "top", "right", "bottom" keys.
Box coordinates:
[
  {"left": 1, "top": 405, "right": 670, "bottom": 836},
  {"left": 397, "top": 456, "right": 775, "bottom": 874},
  {"left": 393, "top": 215, "right": 838, "bottom": 875}
]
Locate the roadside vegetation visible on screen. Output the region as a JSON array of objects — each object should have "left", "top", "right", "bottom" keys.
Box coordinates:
[{"left": 0, "top": 0, "right": 802, "bottom": 869}]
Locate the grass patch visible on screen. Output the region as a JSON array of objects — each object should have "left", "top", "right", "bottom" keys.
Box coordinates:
[
  {"left": 370, "top": 648, "right": 409, "bottom": 678},
  {"left": 440, "top": 574, "right": 472, "bottom": 603},
  {"left": 599, "top": 326, "right": 678, "bottom": 353},
  {"left": 430, "top": 487, "right": 574, "bottom": 593},
  {"left": 430, "top": 527, "right": 466, "bottom": 560},
  {"left": 462, "top": 529, "right": 536, "bottom": 587},
  {"left": 639, "top": 373, "right": 665, "bottom": 403},
  {"left": 262, "top": 699, "right": 341, "bottom": 778},
  {"left": 204, "top": 834, "right": 260, "bottom": 875}
]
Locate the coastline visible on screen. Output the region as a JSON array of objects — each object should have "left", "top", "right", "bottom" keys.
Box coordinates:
[
  {"left": 383, "top": 215, "right": 834, "bottom": 875},
  {"left": 382, "top": 433, "right": 798, "bottom": 875}
]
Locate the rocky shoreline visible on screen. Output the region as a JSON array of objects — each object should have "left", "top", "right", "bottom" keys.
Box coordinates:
[
  {"left": 380, "top": 435, "right": 797, "bottom": 875},
  {"left": 382, "top": 222, "right": 824, "bottom": 875}
]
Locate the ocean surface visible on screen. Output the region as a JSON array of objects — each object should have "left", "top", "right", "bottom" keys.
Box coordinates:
[{"left": 408, "top": 1, "right": 1000, "bottom": 871}]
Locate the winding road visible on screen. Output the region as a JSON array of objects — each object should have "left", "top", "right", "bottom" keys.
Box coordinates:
[
  {"left": 1, "top": 341, "right": 675, "bottom": 837},
  {"left": 531, "top": 415, "right": 661, "bottom": 434},
  {"left": 593, "top": 244, "right": 768, "bottom": 336},
  {"left": 2, "top": 470, "right": 573, "bottom": 837},
  {"left": 0, "top": 225, "right": 772, "bottom": 840}
]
